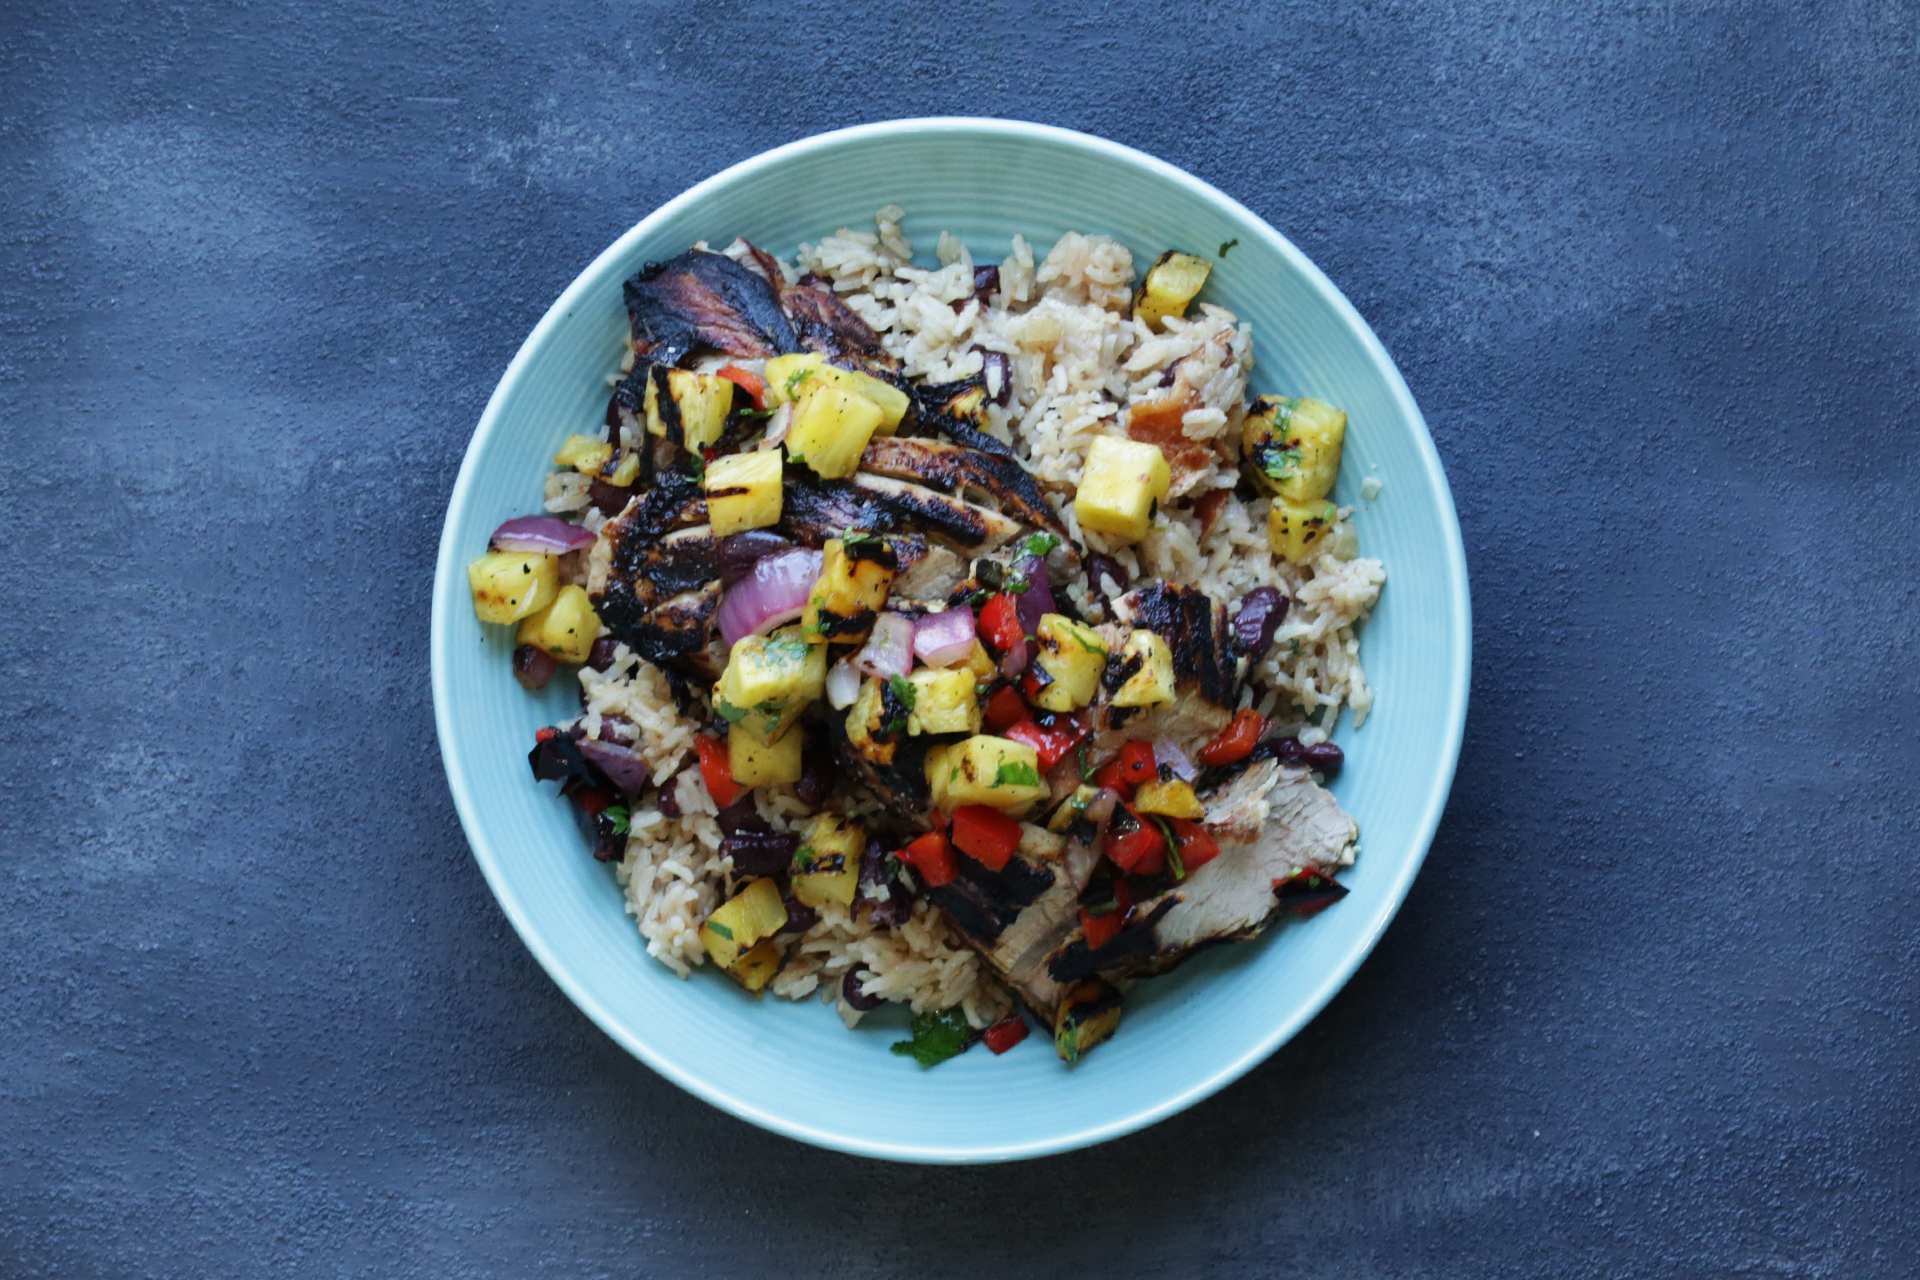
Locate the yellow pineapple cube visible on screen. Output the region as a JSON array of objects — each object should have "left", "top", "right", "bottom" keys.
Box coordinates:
[
  {"left": 1110, "top": 629, "right": 1176, "bottom": 708},
  {"left": 699, "top": 877, "right": 788, "bottom": 970},
  {"left": 785, "top": 383, "right": 885, "bottom": 479},
  {"left": 926, "top": 735, "right": 1050, "bottom": 815},
  {"left": 646, "top": 367, "right": 734, "bottom": 450},
  {"left": 1268, "top": 498, "right": 1338, "bottom": 564},
  {"left": 802, "top": 537, "right": 896, "bottom": 644},
  {"left": 764, "top": 352, "right": 909, "bottom": 435},
  {"left": 1074, "top": 436, "right": 1171, "bottom": 542},
  {"left": 714, "top": 627, "right": 827, "bottom": 742},
  {"left": 467, "top": 551, "right": 559, "bottom": 624},
  {"left": 906, "top": 668, "right": 983, "bottom": 735},
  {"left": 552, "top": 433, "right": 613, "bottom": 474},
  {"left": 1030, "top": 614, "right": 1108, "bottom": 712},
  {"left": 728, "top": 722, "right": 804, "bottom": 786},
  {"left": 514, "top": 584, "right": 600, "bottom": 662},
  {"left": 1243, "top": 396, "right": 1347, "bottom": 501},
  {"left": 703, "top": 449, "right": 784, "bottom": 536},
  {"left": 1132, "top": 250, "right": 1213, "bottom": 329},
  {"left": 791, "top": 814, "right": 866, "bottom": 908},
  {"left": 726, "top": 938, "right": 783, "bottom": 992}
]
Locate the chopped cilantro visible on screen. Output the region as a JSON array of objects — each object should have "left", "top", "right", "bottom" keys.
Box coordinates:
[
  {"left": 994, "top": 760, "right": 1041, "bottom": 788},
  {"left": 1145, "top": 813, "right": 1183, "bottom": 880},
  {"left": 793, "top": 846, "right": 815, "bottom": 870},
  {"left": 1218, "top": 238, "right": 1239, "bottom": 257},
  {"left": 841, "top": 529, "right": 877, "bottom": 548},
  {"left": 705, "top": 919, "right": 734, "bottom": 940},
  {"left": 890, "top": 1006, "right": 972, "bottom": 1068},
  {"left": 714, "top": 699, "right": 747, "bottom": 724},
  {"left": 1020, "top": 531, "right": 1060, "bottom": 559},
  {"left": 785, "top": 367, "right": 814, "bottom": 397},
  {"left": 888, "top": 673, "right": 917, "bottom": 710},
  {"left": 605, "top": 805, "right": 630, "bottom": 835},
  {"left": 1077, "top": 742, "right": 1093, "bottom": 783}
]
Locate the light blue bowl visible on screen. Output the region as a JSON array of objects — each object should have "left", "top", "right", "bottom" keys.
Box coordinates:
[{"left": 431, "top": 119, "right": 1470, "bottom": 1163}]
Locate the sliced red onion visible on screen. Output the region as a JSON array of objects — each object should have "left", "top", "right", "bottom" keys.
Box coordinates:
[
  {"left": 1013, "top": 555, "right": 1056, "bottom": 636},
  {"left": 1084, "top": 787, "right": 1122, "bottom": 826},
  {"left": 1153, "top": 738, "right": 1199, "bottom": 783},
  {"left": 511, "top": 643, "right": 559, "bottom": 691},
  {"left": 714, "top": 548, "right": 823, "bottom": 650},
  {"left": 855, "top": 613, "right": 914, "bottom": 680},
  {"left": 761, "top": 401, "right": 793, "bottom": 447},
  {"left": 491, "top": 515, "right": 596, "bottom": 555},
  {"left": 825, "top": 657, "right": 863, "bottom": 710},
  {"left": 913, "top": 608, "right": 977, "bottom": 668}
]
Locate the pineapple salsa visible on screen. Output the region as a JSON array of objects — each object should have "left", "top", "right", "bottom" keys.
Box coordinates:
[{"left": 467, "top": 223, "right": 1381, "bottom": 1066}]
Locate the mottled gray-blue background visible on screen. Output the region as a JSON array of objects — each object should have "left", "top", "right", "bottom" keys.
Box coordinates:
[{"left": 4, "top": 1, "right": 1917, "bottom": 1275}]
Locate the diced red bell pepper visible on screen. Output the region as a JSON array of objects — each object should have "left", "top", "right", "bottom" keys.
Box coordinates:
[
  {"left": 1080, "top": 906, "right": 1122, "bottom": 950},
  {"left": 695, "top": 735, "right": 744, "bottom": 808},
  {"left": 716, "top": 364, "right": 766, "bottom": 410},
  {"left": 1197, "top": 708, "right": 1266, "bottom": 767},
  {"left": 1103, "top": 804, "right": 1166, "bottom": 875},
  {"left": 1090, "top": 739, "right": 1157, "bottom": 795},
  {"left": 977, "top": 592, "right": 1024, "bottom": 653},
  {"left": 1020, "top": 665, "right": 1053, "bottom": 703},
  {"left": 1168, "top": 818, "right": 1220, "bottom": 873},
  {"left": 575, "top": 787, "right": 614, "bottom": 817},
  {"left": 983, "top": 684, "right": 1028, "bottom": 733},
  {"left": 950, "top": 804, "right": 1022, "bottom": 872},
  {"left": 899, "top": 831, "right": 958, "bottom": 888},
  {"left": 983, "top": 1013, "right": 1029, "bottom": 1055},
  {"left": 1002, "top": 716, "right": 1090, "bottom": 771},
  {"left": 534, "top": 725, "right": 560, "bottom": 743}
]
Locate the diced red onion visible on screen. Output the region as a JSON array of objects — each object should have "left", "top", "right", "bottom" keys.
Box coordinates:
[
  {"left": 998, "top": 638, "right": 1029, "bottom": 682},
  {"left": 511, "top": 643, "right": 559, "bottom": 691},
  {"left": 1013, "top": 554, "right": 1056, "bottom": 636},
  {"left": 1153, "top": 738, "right": 1198, "bottom": 783},
  {"left": 825, "top": 657, "right": 862, "bottom": 710},
  {"left": 490, "top": 515, "right": 596, "bottom": 555},
  {"left": 574, "top": 737, "right": 650, "bottom": 796},
  {"left": 1084, "top": 787, "right": 1121, "bottom": 826},
  {"left": 913, "top": 608, "right": 977, "bottom": 668},
  {"left": 714, "top": 548, "right": 823, "bottom": 649},
  {"left": 855, "top": 613, "right": 914, "bottom": 680}
]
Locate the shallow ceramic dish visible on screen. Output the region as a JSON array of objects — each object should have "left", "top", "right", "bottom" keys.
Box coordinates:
[{"left": 431, "top": 118, "right": 1469, "bottom": 1163}]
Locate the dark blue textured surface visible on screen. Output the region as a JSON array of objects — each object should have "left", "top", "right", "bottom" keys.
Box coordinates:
[{"left": 4, "top": 1, "right": 1917, "bottom": 1274}]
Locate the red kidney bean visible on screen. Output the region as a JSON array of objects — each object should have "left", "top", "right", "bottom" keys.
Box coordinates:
[
  {"left": 1232, "top": 587, "right": 1288, "bottom": 655},
  {"left": 842, "top": 967, "right": 883, "bottom": 1012},
  {"left": 511, "top": 644, "right": 559, "bottom": 690},
  {"left": 586, "top": 636, "right": 621, "bottom": 671}
]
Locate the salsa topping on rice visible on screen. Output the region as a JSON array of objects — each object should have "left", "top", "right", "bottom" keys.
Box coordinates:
[{"left": 468, "top": 209, "right": 1385, "bottom": 1065}]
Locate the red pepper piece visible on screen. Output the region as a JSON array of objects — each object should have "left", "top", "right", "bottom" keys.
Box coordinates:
[
  {"left": 1002, "top": 716, "right": 1090, "bottom": 771},
  {"left": 1197, "top": 708, "right": 1266, "bottom": 768},
  {"left": 977, "top": 592, "right": 1024, "bottom": 653},
  {"left": 1080, "top": 906, "right": 1122, "bottom": 950},
  {"left": 983, "top": 684, "right": 1028, "bottom": 733},
  {"left": 983, "top": 1013, "right": 1029, "bottom": 1055},
  {"left": 716, "top": 365, "right": 766, "bottom": 409},
  {"left": 534, "top": 726, "right": 560, "bottom": 743},
  {"left": 1275, "top": 868, "right": 1349, "bottom": 918},
  {"left": 1102, "top": 804, "right": 1166, "bottom": 875},
  {"left": 575, "top": 787, "right": 614, "bottom": 817},
  {"left": 950, "top": 804, "right": 1022, "bottom": 872},
  {"left": 1117, "top": 741, "right": 1157, "bottom": 788},
  {"left": 695, "top": 735, "right": 744, "bottom": 808},
  {"left": 1168, "top": 818, "right": 1221, "bottom": 873},
  {"left": 899, "top": 831, "right": 957, "bottom": 888}
]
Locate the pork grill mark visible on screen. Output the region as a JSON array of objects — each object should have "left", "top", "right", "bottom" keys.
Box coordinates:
[
  {"left": 927, "top": 854, "right": 1057, "bottom": 946},
  {"left": 1122, "top": 583, "right": 1239, "bottom": 707},
  {"left": 858, "top": 435, "right": 1069, "bottom": 541},
  {"left": 782, "top": 280, "right": 900, "bottom": 375},
  {"left": 622, "top": 249, "right": 801, "bottom": 369}
]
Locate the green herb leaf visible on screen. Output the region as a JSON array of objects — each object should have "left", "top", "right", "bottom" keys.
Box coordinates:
[
  {"left": 793, "top": 846, "right": 815, "bottom": 870},
  {"left": 714, "top": 699, "right": 748, "bottom": 724},
  {"left": 890, "top": 1006, "right": 972, "bottom": 1068},
  {"left": 1020, "top": 531, "right": 1061, "bottom": 559},
  {"left": 705, "top": 919, "right": 734, "bottom": 940},
  {"left": 994, "top": 760, "right": 1041, "bottom": 788},
  {"left": 605, "top": 805, "right": 630, "bottom": 835},
  {"left": 888, "top": 674, "right": 917, "bottom": 710},
  {"left": 1218, "top": 238, "right": 1239, "bottom": 257},
  {"left": 1145, "top": 813, "right": 1183, "bottom": 880}
]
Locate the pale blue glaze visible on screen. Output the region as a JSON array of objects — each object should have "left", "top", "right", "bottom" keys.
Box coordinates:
[{"left": 431, "top": 120, "right": 1469, "bottom": 1161}]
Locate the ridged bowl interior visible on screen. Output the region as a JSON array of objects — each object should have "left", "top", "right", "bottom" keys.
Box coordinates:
[{"left": 431, "top": 119, "right": 1469, "bottom": 1163}]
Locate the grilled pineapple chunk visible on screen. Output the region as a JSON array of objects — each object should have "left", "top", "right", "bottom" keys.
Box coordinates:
[
  {"left": 1242, "top": 396, "right": 1347, "bottom": 501},
  {"left": 844, "top": 676, "right": 899, "bottom": 766},
  {"left": 785, "top": 383, "right": 885, "bottom": 478},
  {"left": 703, "top": 449, "right": 784, "bottom": 536},
  {"left": 515, "top": 584, "right": 600, "bottom": 663},
  {"left": 1048, "top": 783, "right": 1102, "bottom": 834},
  {"left": 765, "top": 352, "right": 909, "bottom": 435},
  {"left": 552, "top": 433, "right": 614, "bottom": 474},
  {"left": 791, "top": 814, "right": 866, "bottom": 908},
  {"left": 1110, "top": 629, "right": 1176, "bottom": 708},
  {"left": 802, "top": 537, "right": 896, "bottom": 644},
  {"left": 728, "top": 722, "right": 804, "bottom": 785},
  {"left": 467, "top": 551, "right": 559, "bottom": 624},
  {"left": 1133, "top": 777, "right": 1206, "bottom": 820},
  {"left": 1031, "top": 614, "right": 1108, "bottom": 712},
  {"left": 1054, "top": 977, "right": 1123, "bottom": 1063},
  {"left": 906, "top": 668, "right": 983, "bottom": 735},
  {"left": 1074, "top": 436, "right": 1171, "bottom": 542},
  {"left": 714, "top": 627, "right": 827, "bottom": 743},
  {"left": 726, "top": 938, "right": 783, "bottom": 993},
  {"left": 926, "top": 735, "right": 1050, "bottom": 815},
  {"left": 645, "top": 367, "right": 734, "bottom": 450},
  {"left": 964, "top": 641, "right": 998, "bottom": 680},
  {"left": 1268, "top": 497, "right": 1339, "bottom": 564},
  {"left": 699, "top": 877, "right": 788, "bottom": 970},
  {"left": 1132, "top": 250, "right": 1213, "bottom": 329}
]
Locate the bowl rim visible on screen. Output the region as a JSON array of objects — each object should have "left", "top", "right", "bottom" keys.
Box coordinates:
[{"left": 430, "top": 116, "right": 1471, "bottom": 1163}]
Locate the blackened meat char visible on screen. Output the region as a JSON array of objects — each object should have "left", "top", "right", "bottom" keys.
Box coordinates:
[
  {"left": 927, "top": 853, "right": 1057, "bottom": 945},
  {"left": 858, "top": 435, "right": 1069, "bottom": 542},
  {"left": 777, "top": 470, "right": 1024, "bottom": 553},
  {"left": 782, "top": 279, "right": 901, "bottom": 376},
  {"left": 1118, "top": 583, "right": 1239, "bottom": 708},
  {"left": 623, "top": 249, "right": 801, "bottom": 369}
]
